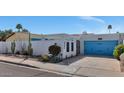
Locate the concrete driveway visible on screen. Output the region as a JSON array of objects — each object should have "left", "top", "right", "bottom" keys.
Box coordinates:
[{"left": 69, "top": 56, "right": 121, "bottom": 72}]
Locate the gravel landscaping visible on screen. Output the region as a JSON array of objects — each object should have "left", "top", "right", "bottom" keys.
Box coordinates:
[{"left": 58, "top": 55, "right": 83, "bottom": 65}]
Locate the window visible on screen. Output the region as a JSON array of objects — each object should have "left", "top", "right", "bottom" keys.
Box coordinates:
[
  {"left": 71, "top": 42, "right": 74, "bottom": 51},
  {"left": 66, "top": 42, "right": 69, "bottom": 52},
  {"left": 98, "top": 38, "right": 102, "bottom": 40}
]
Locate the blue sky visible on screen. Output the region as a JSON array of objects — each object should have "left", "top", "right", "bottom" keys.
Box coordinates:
[{"left": 0, "top": 16, "right": 123, "bottom": 34}]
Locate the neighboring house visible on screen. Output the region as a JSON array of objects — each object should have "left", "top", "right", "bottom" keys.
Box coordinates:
[
  {"left": 6, "top": 32, "right": 45, "bottom": 41},
  {"left": 44, "top": 33, "right": 81, "bottom": 40},
  {"left": 0, "top": 32, "right": 15, "bottom": 41},
  {"left": 6, "top": 33, "right": 81, "bottom": 41},
  {"left": 80, "top": 33, "right": 124, "bottom": 56}
]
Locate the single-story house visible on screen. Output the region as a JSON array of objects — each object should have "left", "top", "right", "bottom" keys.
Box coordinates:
[
  {"left": 5, "top": 32, "right": 124, "bottom": 58},
  {"left": 44, "top": 33, "right": 81, "bottom": 40},
  {"left": 80, "top": 33, "right": 124, "bottom": 56},
  {"left": 6, "top": 32, "right": 46, "bottom": 41}
]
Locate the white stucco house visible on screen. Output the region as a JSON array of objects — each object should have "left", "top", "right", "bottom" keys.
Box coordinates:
[
  {"left": 2, "top": 32, "right": 124, "bottom": 59},
  {"left": 80, "top": 33, "right": 124, "bottom": 56}
]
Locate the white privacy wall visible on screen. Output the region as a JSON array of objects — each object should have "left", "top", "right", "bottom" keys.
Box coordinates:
[{"left": 0, "top": 40, "right": 77, "bottom": 59}]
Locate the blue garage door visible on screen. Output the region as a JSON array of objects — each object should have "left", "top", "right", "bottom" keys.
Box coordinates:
[{"left": 84, "top": 40, "right": 118, "bottom": 56}]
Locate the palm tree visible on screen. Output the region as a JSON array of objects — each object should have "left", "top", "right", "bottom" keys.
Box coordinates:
[
  {"left": 16, "top": 24, "right": 23, "bottom": 32},
  {"left": 107, "top": 25, "right": 112, "bottom": 33}
]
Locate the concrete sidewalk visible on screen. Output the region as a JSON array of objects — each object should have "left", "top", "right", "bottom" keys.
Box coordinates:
[
  {"left": 0, "top": 56, "right": 79, "bottom": 75},
  {"left": 0, "top": 55, "right": 124, "bottom": 77}
]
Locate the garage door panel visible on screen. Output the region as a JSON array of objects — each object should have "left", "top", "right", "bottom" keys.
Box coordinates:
[{"left": 84, "top": 40, "right": 118, "bottom": 56}]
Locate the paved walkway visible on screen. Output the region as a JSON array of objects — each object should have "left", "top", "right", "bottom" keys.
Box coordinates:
[{"left": 0, "top": 55, "right": 123, "bottom": 77}]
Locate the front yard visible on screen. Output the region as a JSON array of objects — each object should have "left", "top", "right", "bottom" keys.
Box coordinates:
[
  {"left": 0, "top": 40, "right": 123, "bottom": 72},
  {"left": 2, "top": 54, "right": 121, "bottom": 72},
  {"left": 0, "top": 54, "right": 123, "bottom": 76}
]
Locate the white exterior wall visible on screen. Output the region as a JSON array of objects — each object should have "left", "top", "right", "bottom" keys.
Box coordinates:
[
  {"left": 0, "top": 40, "right": 76, "bottom": 59},
  {"left": 31, "top": 40, "right": 76, "bottom": 59},
  {"left": 31, "top": 40, "right": 64, "bottom": 56},
  {"left": 62, "top": 40, "right": 77, "bottom": 59},
  {"left": 80, "top": 34, "right": 120, "bottom": 55}
]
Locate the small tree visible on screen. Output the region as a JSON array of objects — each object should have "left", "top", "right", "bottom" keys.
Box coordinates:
[
  {"left": 49, "top": 44, "right": 61, "bottom": 57},
  {"left": 11, "top": 41, "right": 16, "bottom": 54}
]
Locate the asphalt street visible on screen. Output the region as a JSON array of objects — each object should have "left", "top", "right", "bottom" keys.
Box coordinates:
[{"left": 0, "top": 62, "right": 68, "bottom": 77}]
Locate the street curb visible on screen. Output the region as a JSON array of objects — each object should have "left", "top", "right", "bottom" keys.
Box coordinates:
[
  {"left": 0, "top": 59, "right": 80, "bottom": 77},
  {"left": 0, "top": 60, "right": 39, "bottom": 69}
]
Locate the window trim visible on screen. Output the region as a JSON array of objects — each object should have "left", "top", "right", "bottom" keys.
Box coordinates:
[{"left": 71, "top": 42, "right": 74, "bottom": 51}]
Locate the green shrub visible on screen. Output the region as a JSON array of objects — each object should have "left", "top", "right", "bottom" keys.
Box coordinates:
[
  {"left": 49, "top": 44, "right": 61, "bottom": 57},
  {"left": 15, "top": 51, "right": 20, "bottom": 55},
  {"left": 28, "top": 32, "right": 33, "bottom": 56},
  {"left": 48, "top": 44, "right": 61, "bottom": 63},
  {"left": 50, "top": 56, "right": 61, "bottom": 63},
  {"left": 21, "top": 43, "right": 26, "bottom": 55},
  {"left": 11, "top": 41, "right": 16, "bottom": 54},
  {"left": 39, "top": 55, "right": 50, "bottom": 62},
  {"left": 28, "top": 43, "right": 33, "bottom": 56},
  {"left": 5, "top": 47, "right": 8, "bottom": 54},
  {"left": 22, "top": 50, "right": 28, "bottom": 55},
  {"left": 113, "top": 44, "right": 124, "bottom": 60}
]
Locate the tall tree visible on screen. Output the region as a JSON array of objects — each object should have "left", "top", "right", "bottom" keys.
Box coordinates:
[
  {"left": 107, "top": 25, "right": 112, "bottom": 33},
  {"left": 16, "top": 24, "right": 23, "bottom": 32},
  {"left": 0, "top": 29, "right": 13, "bottom": 41},
  {"left": 22, "top": 28, "right": 29, "bottom": 32}
]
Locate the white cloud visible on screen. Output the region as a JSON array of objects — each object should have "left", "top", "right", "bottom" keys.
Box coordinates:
[{"left": 80, "top": 16, "right": 105, "bottom": 24}]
